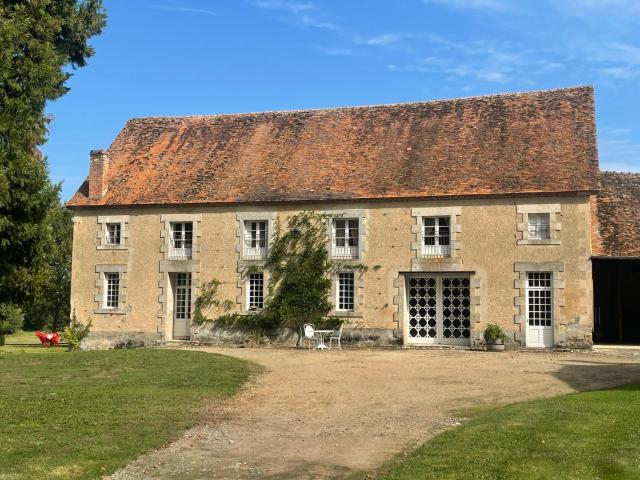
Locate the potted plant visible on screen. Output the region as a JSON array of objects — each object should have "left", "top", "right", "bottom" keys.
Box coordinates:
[{"left": 483, "top": 323, "right": 508, "bottom": 351}]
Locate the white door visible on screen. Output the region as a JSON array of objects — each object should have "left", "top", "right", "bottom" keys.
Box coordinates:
[
  {"left": 173, "top": 273, "right": 192, "bottom": 339},
  {"left": 525, "top": 272, "right": 554, "bottom": 348},
  {"left": 406, "top": 275, "right": 471, "bottom": 346}
]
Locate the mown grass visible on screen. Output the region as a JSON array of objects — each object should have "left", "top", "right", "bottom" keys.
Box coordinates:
[
  {"left": 4, "top": 328, "right": 41, "bottom": 345},
  {"left": 381, "top": 384, "right": 640, "bottom": 480},
  {"left": 0, "top": 348, "right": 250, "bottom": 480}
]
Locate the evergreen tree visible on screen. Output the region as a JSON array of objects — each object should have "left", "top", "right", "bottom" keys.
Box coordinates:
[
  {"left": 22, "top": 195, "right": 73, "bottom": 330},
  {"left": 0, "top": 1, "right": 106, "bottom": 331}
]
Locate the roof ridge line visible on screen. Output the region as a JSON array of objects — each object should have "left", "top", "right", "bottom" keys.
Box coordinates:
[{"left": 125, "top": 85, "right": 593, "bottom": 122}]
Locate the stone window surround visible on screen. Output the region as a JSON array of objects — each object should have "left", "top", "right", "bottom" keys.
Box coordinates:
[
  {"left": 236, "top": 212, "right": 277, "bottom": 265},
  {"left": 326, "top": 209, "right": 368, "bottom": 262},
  {"left": 236, "top": 269, "right": 269, "bottom": 314},
  {"left": 516, "top": 204, "right": 561, "bottom": 245},
  {"left": 392, "top": 267, "right": 482, "bottom": 345},
  {"left": 158, "top": 214, "right": 201, "bottom": 342},
  {"left": 94, "top": 264, "right": 127, "bottom": 314},
  {"left": 160, "top": 214, "right": 202, "bottom": 260},
  {"left": 513, "top": 261, "right": 565, "bottom": 346},
  {"left": 157, "top": 260, "right": 200, "bottom": 342},
  {"left": 325, "top": 209, "right": 368, "bottom": 318},
  {"left": 410, "top": 206, "right": 462, "bottom": 271},
  {"left": 96, "top": 215, "right": 129, "bottom": 250},
  {"left": 235, "top": 212, "right": 277, "bottom": 313}
]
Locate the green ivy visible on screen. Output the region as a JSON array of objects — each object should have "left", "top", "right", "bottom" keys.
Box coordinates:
[{"left": 194, "top": 211, "right": 373, "bottom": 344}]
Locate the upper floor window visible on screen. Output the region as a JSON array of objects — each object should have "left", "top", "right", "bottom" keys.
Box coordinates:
[
  {"left": 104, "top": 272, "right": 120, "bottom": 309},
  {"left": 244, "top": 220, "right": 268, "bottom": 260},
  {"left": 170, "top": 222, "right": 193, "bottom": 260},
  {"left": 528, "top": 213, "right": 550, "bottom": 240},
  {"left": 333, "top": 218, "right": 359, "bottom": 259},
  {"left": 248, "top": 272, "right": 265, "bottom": 311},
  {"left": 105, "top": 223, "right": 121, "bottom": 246},
  {"left": 422, "top": 217, "right": 450, "bottom": 257}
]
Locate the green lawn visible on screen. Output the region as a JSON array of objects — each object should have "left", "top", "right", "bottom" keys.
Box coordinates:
[
  {"left": 4, "top": 329, "right": 41, "bottom": 345},
  {"left": 381, "top": 385, "right": 640, "bottom": 480},
  {"left": 0, "top": 347, "right": 250, "bottom": 480}
]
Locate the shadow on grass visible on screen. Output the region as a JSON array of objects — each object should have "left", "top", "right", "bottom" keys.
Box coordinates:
[{"left": 553, "top": 359, "right": 640, "bottom": 392}]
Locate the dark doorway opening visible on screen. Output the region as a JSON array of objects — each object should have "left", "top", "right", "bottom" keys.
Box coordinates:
[{"left": 593, "top": 258, "right": 640, "bottom": 344}]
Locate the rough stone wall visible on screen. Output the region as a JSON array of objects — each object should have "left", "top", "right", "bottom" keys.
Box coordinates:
[{"left": 70, "top": 194, "right": 593, "bottom": 348}]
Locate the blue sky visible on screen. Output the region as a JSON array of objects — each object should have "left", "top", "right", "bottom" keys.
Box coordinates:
[{"left": 43, "top": 0, "right": 640, "bottom": 200}]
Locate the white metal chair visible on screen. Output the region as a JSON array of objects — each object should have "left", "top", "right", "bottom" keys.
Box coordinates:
[
  {"left": 303, "top": 324, "right": 318, "bottom": 350},
  {"left": 329, "top": 324, "right": 343, "bottom": 350}
]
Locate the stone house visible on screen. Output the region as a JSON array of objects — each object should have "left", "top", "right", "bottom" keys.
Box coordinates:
[{"left": 67, "top": 86, "right": 601, "bottom": 349}]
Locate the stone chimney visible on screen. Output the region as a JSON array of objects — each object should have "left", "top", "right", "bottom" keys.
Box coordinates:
[{"left": 88, "top": 150, "right": 110, "bottom": 199}]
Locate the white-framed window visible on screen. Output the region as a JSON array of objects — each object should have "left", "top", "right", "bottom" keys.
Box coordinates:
[
  {"left": 526, "top": 272, "right": 552, "bottom": 327},
  {"left": 337, "top": 271, "right": 355, "bottom": 311},
  {"left": 528, "top": 213, "right": 551, "bottom": 240},
  {"left": 104, "top": 272, "right": 120, "bottom": 309},
  {"left": 333, "top": 219, "right": 359, "bottom": 259},
  {"left": 244, "top": 221, "right": 268, "bottom": 260},
  {"left": 175, "top": 273, "right": 192, "bottom": 321},
  {"left": 105, "top": 223, "right": 121, "bottom": 246},
  {"left": 248, "top": 272, "right": 264, "bottom": 310},
  {"left": 422, "top": 217, "right": 450, "bottom": 257},
  {"left": 169, "top": 222, "right": 193, "bottom": 260}
]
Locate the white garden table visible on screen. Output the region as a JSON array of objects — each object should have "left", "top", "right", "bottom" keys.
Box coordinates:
[{"left": 313, "top": 329, "right": 334, "bottom": 350}]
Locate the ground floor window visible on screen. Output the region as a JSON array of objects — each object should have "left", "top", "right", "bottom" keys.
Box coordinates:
[
  {"left": 526, "top": 272, "right": 552, "bottom": 327},
  {"left": 248, "top": 272, "right": 264, "bottom": 310},
  {"left": 104, "top": 272, "right": 120, "bottom": 309},
  {"left": 175, "top": 273, "right": 192, "bottom": 321},
  {"left": 337, "top": 272, "right": 355, "bottom": 311}
]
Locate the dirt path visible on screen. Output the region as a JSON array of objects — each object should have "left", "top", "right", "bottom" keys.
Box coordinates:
[{"left": 109, "top": 347, "right": 640, "bottom": 480}]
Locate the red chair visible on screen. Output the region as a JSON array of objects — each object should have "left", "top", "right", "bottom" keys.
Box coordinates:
[{"left": 35, "top": 331, "right": 60, "bottom": 347}]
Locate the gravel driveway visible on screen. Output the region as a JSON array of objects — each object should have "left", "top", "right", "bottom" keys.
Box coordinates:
[{"left": 109, "top": 347, "right": 640, "bottom": 480}]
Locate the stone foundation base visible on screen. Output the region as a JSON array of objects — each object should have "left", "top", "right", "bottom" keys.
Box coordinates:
[
  {"left": 80, "top": 331, "right": 159, "bottom": 351},
  {"left": 81, "top": 328, "right": 593, "bottom": 350},
  {"left": 192, "top": 327, "right": 404, "bottom": 347}
]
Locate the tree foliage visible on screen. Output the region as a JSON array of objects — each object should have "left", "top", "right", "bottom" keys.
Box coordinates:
[
  {"left": 0, "top": 302, "right": 24, "bottom": 345},
  {"left": 62, "top": 310, "right": 91, "bottom": 351},
  {"left": 22, "top": 197, "right": 74, "bottom": 330},
  {"left": 194, "top": 211, "right": 371, "bottom": 343},
  {"left": 0, "top": 1, "right": 105, "bottom": 328}
]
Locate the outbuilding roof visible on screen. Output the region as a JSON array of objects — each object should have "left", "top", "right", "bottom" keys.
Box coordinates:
[
  {"left": 68, "top": 86, "right": 599, "bottom": 207},
  {"left": 592, "top": 171, "right": 640, "bottom": 258}
]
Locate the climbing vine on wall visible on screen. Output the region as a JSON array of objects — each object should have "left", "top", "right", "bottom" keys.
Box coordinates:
[{"left": 193, "top": 211, "right": 375, "bottom": 342}]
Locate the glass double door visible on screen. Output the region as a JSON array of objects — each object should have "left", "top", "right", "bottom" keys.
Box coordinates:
[{"left": 406, "top": 275, "right": 471, "bottom": 346}]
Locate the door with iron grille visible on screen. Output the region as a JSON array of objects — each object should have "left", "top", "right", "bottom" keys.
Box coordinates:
[{"left": 406, "top": 275, "right": 471, "bottom": 345}]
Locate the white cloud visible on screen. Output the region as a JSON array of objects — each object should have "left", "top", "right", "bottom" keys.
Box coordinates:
[
  {"left": 251, "top": 0, "right": 337, "bottom": 30},
  {"left": 151, "top": 4, "right": 217, "bottom": 16},
  {"left": 557, "top": 0, "right": 640, "bottom": 15},
  {"left": 300, "top": 15, "right": 337, "bottom": 30},
  {"left": 569, "top": 40, "right": 640, "bottom": 82},
  {"left": 599, "top": 127, "right": 640, "bottom": 172},
  {"left": 252, "top": 1, "right": 315, "bottom": 13},
  {"left": 386, "top": 36, "right": 527, "bottom": 84},
  {"left": 422, "top": 0, "right": 509, "bottom": 12},
  {"left": 355, "top": 33, "right": 423, "bottom": 47},
  {"left": 314, "top": 46, "right": 356, "bottom": 56}
]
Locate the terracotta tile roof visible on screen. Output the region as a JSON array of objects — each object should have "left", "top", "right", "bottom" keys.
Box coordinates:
[
  {"left": 592, "top": 171, "right": 640, "bottom": 258},
  {"left": 67, "top": 86, "right": 599, "bottom": 208}
]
